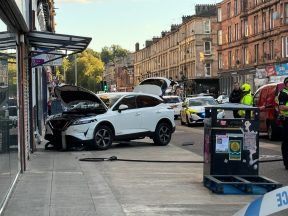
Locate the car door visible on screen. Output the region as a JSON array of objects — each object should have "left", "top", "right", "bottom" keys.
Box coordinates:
[
  {"left": 111, "top": 95, "right": 142, "bottom": 135},
  {"left": 136, "top": 95, "right": 163, "bottom": 131}
]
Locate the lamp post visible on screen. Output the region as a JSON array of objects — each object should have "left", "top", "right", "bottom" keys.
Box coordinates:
[{"left": 74, "top": 54, "right": 77, "bottom": 86}]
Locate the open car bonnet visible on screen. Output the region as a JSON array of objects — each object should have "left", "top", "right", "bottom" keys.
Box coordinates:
[
  {"left": 54, "top": 85, "right": 108, "bottom": 110},
  {"left": 134, "top": 77, "right": 172, "bottom": 96}
]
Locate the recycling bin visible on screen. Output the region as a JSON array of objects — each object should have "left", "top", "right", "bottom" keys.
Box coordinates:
[{"left": 203, "top": 103, "right": 260, "bottom": 176}]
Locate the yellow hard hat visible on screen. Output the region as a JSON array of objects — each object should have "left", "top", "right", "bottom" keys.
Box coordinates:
[{"left": 241, "top": 83, "right": 251, "bottom": 92}]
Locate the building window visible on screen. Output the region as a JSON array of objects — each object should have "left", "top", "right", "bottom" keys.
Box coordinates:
[
  {"left": 204, "top": 20, "right": 211, "bottom": 34},
  {"left": 282, "top": 37, "right": 288, "bottom": 58},
  {"left": 235, "top": 49, "right": 239, "bottom": 65},
  {"left": 228, "top": 26, "right": 232, "bottom": 42},
  {"left": 269, "top": 40, "right": 274, "bottom": 60},
  {"left": 269, "top": 9, "right": 274, "bottom": 29},
  {"left": 244, "top": 47, "right": 248, "bottom": 64},
  {"left": 205, "top": 63, "right": 211, "bottom": 76},
  {"left": 235, "top": 23, "right": 239, "bottom": 40},
  {"left": 218, "top": 30, "right": 222, "bottom": 45},
  {"left": 218, "top": 7, "right": 222, "bottom": 22},
  {"left": 228, "top": 51, "right": 232, "bottom": 67},
  {"left": 244, "top": 19, "right": 249, "bottom": 36},
  {"left": 227, "top": 2, "right": 231, "bottom": 18},
  {"left": 262, "top": 12, "right": 266, "bottom": 32},
  {"left": 204, "top": 41, "right": 211, "bottom": 54},
  {"left": 218, "top": 52, "right": 223, "bottom": 69},
  {"left": 254, "top": 44, "right": 259, "bottom": 63},
  {"left": 254, "top": 15, "right": 258, "bottom": 34},
  {"left": 234, "top": 0, "right": 238, "bottom": 15},
  {"left": 285, "top": 4, "right": 288, "bottom": 24}
]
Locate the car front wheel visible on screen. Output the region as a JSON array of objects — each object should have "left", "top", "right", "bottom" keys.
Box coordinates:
[
  {"left": 94, "top": 125, "right": 113, "bottom": 150},
  {"left": 153, "top": 122, "right": 172, "bottom": 146}
]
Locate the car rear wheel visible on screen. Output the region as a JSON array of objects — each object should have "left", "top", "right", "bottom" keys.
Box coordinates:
[
  {"left": 94, "top": 125, "right": 113, "bottom": 150},
  {"left": 153, "top": 122, "right": 172, "bottom": 146}
]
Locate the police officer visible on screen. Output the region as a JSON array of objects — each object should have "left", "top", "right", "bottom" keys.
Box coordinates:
[
  {"left": 229, "top": 82, "right": 242, "bottom": 118},
  {"left": 238, "top": 83, "right": 253, "bottom": 117},
  {"left": 278, "top": 77, "right": 288, "bottom": 170}
]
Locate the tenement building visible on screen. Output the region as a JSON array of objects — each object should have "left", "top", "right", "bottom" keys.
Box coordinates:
[
  {"left": 134, "top": 5, "right": 219, "bottom": 96},
  {"left": 217, "top": 0, "right": 288, "bottom": 94}
]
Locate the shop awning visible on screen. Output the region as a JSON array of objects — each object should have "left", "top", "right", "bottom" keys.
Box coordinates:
[
  {"left": 27, "top": 31, "right": 92, "bottom": 67},
  {"left": 0, "top": 32, "right": 16, "bottom": 50}
]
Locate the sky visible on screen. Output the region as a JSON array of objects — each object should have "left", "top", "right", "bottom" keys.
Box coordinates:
[{"left": 55, "top": 0, "right": 221, "bottom": 52}]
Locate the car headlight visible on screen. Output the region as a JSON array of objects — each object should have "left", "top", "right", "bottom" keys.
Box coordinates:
[{"left": 72, "top": 119, "right": 97, "bottom": 125}]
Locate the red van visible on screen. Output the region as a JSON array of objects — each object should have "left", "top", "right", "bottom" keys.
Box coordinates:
[{"left": 253, "top": 83, "right": 284, "bottom": 140}]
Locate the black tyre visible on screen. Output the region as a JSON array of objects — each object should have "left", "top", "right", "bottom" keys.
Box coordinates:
[
  {"left": 153, "top": 122, "right": 172, "bottom": 146},
  {"left": 94, "top": 125, "right": 113, "bottom": 150}
]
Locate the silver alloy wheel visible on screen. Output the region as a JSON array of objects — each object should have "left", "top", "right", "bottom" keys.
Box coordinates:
[
  {"left": 159, "top": 124, "right": 170, "bottom": 144},
  {"left": 95, "top": 128, "right": 111, "bottom": 148}
]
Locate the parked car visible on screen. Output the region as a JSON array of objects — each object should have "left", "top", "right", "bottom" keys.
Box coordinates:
[
  {"left": 216, "top": 94, "right": 229, "bottom": 104},
  {"left": 45, "top": 84, "right": 175, "bottom": 150},
  {"left": 162, "top": 95, "right": 182, "bottom": 119},
  {"left": 136, "top": 77, "right": 176, "bottom": 96},
  {"left": 253, "top": 82, "right": 284, "bottom": 140},
  {"left": 180, "top": 96, "right": 219, "bottom": 126}
]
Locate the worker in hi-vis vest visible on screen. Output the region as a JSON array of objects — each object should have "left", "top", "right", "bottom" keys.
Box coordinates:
[
  {"left": 278, "top": 77, "right": 288, "bottom": 170},
  {"left": 238, "top": 83, "right": 253, "bottom": 118}
]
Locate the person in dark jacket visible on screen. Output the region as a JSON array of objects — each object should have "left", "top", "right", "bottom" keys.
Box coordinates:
[{"left": 229, "top": 82, "right": 242, "bottom": 118}]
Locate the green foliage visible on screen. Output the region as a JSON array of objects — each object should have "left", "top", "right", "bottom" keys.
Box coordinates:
[
  {"left": 58, "top": 48, "right": 104, "bottom": 92},
  {"left": 100, "top": 45, "right": 129, "bottom": 64},
  {"left": 8, "top": 59, "right": 17, "bottom": 97}
]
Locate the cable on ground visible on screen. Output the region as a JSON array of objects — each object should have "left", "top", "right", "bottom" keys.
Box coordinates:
[{"left": 79, "top": 156, "right": 283, "bottom": 163}]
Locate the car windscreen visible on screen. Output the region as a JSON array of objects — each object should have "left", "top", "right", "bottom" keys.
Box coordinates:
[
  {"left": 163, "top": 97, "right": 181, "bottom": 103},
  {"left": 188, "top": 98, "right": 217, "bottom": 106},
  {"left": 98, "top": 94, "right": 124, "bottom": 108}
]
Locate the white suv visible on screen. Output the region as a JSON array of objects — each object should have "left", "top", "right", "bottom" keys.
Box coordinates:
[{"left": 45, "top": 84, "right": 175, "bottom": 150}]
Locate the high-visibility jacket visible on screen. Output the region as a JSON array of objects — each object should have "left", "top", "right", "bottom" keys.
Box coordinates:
[{"left": 238, "top": 92, "right": 253, "bottom": 117}]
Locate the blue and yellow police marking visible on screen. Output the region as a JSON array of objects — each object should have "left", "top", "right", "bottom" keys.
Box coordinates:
[{"left": 234, "top": 186, "right": 288, "bottom": 216}]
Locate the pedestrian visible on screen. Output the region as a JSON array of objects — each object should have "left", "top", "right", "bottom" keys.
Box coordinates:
[
  {"left": 278, "top": 77, "right": 288, "bottom": 170},
  {"left": 229, "top": 81, "right": 242, "bottom": 118},
  {"left": 238, "top": 83, "right": 253, "bottom": 118}
]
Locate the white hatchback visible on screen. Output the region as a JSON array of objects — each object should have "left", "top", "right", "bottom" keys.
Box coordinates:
[{"left": 44, "top": 84, "right": 175, "bottom": 150}]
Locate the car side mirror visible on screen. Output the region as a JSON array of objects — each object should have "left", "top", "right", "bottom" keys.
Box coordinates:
[{"left": 118, "top": 104, "right": 129, "bottom": 112}]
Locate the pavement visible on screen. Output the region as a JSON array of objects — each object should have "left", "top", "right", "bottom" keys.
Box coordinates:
[{"left": 3, "top": 140, "right": 259, "bottom": 216}]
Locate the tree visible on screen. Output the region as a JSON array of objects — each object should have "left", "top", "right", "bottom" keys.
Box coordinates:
[
  {"left": 100, "top": 45, "right": 129, "bottom": 64},
  {"left": 59, "top": 49, "right": 104, "bottom": 92},
  {"left": 8, "top": 59, "right": 17, "bottom": 97}
]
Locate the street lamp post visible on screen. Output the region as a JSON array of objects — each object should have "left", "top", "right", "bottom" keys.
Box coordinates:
[{"left": 74, "top": 54, "right": 77, "bottom": 86}]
